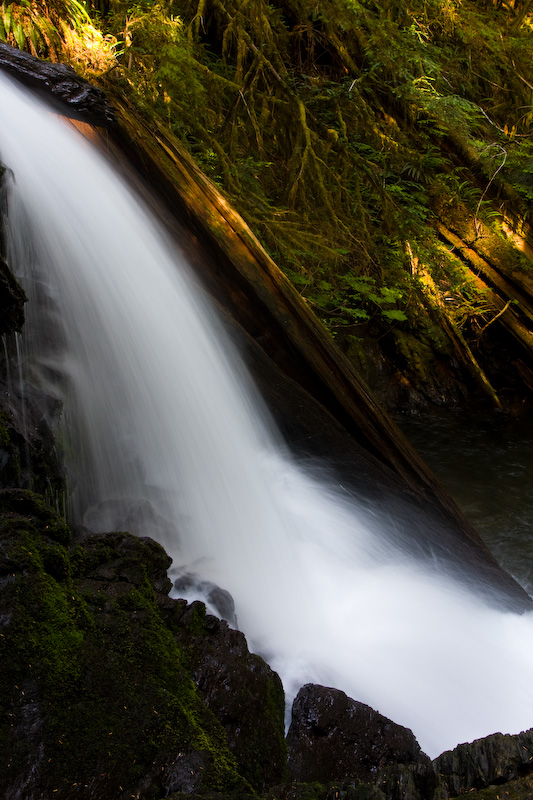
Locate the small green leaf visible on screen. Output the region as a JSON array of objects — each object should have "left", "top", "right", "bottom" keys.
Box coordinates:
[
  {"left": 13, "top": 22, "right": 25, "bottom": 49},
  {"left": 3, "top": 7, "right": 12, "bottom": 36},
  {"left": 381, "top": 309, "right": 408, "bottom": 321}
]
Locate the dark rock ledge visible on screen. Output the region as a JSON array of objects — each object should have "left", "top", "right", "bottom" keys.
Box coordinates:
[
  {"left": 282, "top": 682, "right": 533, "bottom": 800},
  {"left": 0, "top": 41, "right": 115, "bottom": 126},
  {"left": 1, "top": 487, "right": 532, "bottom": 800}
]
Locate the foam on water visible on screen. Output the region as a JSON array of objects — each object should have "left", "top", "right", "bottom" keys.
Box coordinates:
[{"left": 1, "top": 72, "right": 532, "bottom": 758}]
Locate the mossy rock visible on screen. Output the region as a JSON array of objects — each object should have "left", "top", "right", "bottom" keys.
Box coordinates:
[
  {"left": 170, "top": 599, "right": 288, "bottom": 790},
  {"left": 0, "top": 491, "right": 250, "bottom": 799}
]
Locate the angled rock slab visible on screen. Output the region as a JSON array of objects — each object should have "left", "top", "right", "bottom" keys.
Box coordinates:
[{"left": 287, "top": 684, "right": 428, "bottom": 784}]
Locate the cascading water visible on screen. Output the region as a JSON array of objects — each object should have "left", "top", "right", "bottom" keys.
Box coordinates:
[{"left": 1, "top": 71, "right": 533, "bottom": 759}]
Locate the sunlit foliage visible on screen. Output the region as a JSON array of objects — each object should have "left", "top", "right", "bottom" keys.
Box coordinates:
[
  {"left": 0, "top": 0, "right": 116, "bottom": 73},
  {"left": 3, "top": 0, "right": 533, "bottom": 399}
]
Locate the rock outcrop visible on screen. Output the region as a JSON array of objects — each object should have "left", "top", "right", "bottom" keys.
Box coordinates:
[
  {"left": 1, "top": 488, "right": 533, "bottom": 800},
  {"left": 287, "top": 684, "right": 426, "bottom": 784},
  {"left": 283, "top": 686, "right": 533, "bottom": 800},
  {"left": 435, "top": 729, "right": 533, "bottom": 796},
  {"left": 171, "top": 600, "right": 287, "bottom": 791},
  {"left": 0, "top": 489, "right": 282, "bottom": 799}
]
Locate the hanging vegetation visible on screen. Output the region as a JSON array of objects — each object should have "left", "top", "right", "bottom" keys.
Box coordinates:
[
  {"left": 0, "top": 0, "right": 115, "bottom": 70},
  {"left": 2, "top": 0, "right": 533, "bottom": 408}
]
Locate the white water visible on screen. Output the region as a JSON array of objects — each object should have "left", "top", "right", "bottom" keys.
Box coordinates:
[{"left": 1, "top": 72, "right": 533, "bottom": 759}]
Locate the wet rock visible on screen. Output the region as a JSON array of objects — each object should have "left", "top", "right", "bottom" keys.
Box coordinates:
[
  {"left": 0, "top": 349, "right": 65, "bottom": 496},
  {"left": 174, "top": 570, "right": 238, "bottom": 626},
  {"left": 434, "top": 728, "right": 533, "bottom": 796},
  {"left": 171, "top": 601, "right": 287, "bottom": 791},
  {"left": 0, "top": 255, "right": 26, "bottom": 335},
  {"left": 287, "top": 684, "right": 427, "bottom": 784},
  {"left": 0, "top": 42, "right": 115, "bottom": 126}
]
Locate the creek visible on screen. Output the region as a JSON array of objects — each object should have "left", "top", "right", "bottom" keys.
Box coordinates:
[{"left": 1, "top": 71, "right": 533, "bottom": 760}]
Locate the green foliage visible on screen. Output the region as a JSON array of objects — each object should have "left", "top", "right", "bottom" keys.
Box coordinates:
[
  {"left": 503, "top": 138, "right": 533, "bottom": 216},
  {"left": 295, "top": 271, "right": 408, "bottom": 328},
  {"left": 98, "top": 0, "right": 531, "bottom": 337},
  {"left": 0, "top": 0, "right": 116, "bottom": 72},
  {"left": 20, "top": 0, "right": 533, "bottom": 385},
  {"left": 112, "top": 3, "right": 207, "bottom": 122}
]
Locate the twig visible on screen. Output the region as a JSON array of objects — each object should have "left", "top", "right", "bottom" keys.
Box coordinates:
[{"left": 479, "top": 300, "right": 511, "bottom": 336}]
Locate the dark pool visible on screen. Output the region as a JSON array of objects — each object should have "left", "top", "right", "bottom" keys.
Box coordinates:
[{"left": 395, "top": 407, "right": 533, "bottom": 596}]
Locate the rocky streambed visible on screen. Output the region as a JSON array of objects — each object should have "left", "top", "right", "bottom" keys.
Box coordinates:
[{"left": 1, "top": 488, "right": 532, "bottom": 800}]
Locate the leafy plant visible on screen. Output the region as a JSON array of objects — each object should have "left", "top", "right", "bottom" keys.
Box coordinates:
[{"left": 0, "top": 0, "right": 116, "bottom": 72}]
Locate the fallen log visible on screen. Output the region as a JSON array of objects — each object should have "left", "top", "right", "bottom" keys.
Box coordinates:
[
  {"left": 1, "top": 46, "right": 530, "bottom": 609},
  {"left": 0, "top": 41, "right": 114, "bottom": 126},
  {"left": 438, "top": 223, "right": 533, "bottom": 358}
]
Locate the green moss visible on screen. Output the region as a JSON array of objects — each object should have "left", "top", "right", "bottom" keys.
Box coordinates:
[
  {"left": 0, "top": 491, "right": 249, "bottom": 798},
  {"left": 0, "top": 488, "right": 70, "bottom": 544},
  {"left": 187, "top": 600, "right": 208, "bottom": 636}
]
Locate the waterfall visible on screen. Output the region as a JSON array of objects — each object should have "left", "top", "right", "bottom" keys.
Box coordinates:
[{"left": 1, "top": 71, "right": 533, "bottom": 759}]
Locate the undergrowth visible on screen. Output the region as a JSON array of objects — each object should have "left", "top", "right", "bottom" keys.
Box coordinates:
[{"left": 3, "top": 0, "right": 533, "bottom": 400}]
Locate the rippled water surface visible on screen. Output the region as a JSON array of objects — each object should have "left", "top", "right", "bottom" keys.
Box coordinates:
[{"left": 396, "top": 408, "right": 533, "bottom": 595}]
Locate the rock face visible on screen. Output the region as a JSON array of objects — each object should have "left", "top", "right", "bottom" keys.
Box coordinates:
[
  {"left": 171, "top": 601, "right": 287, "bottom": 790},
  {"left": 0, "top": 489, "right": 284, "bottom": 799},
  {"left": 435, "top": 729, "right": 533, "bottom": 796},
  {"left": 0, "top": 254, "right": 26, "bottom": 336},
  {"left": 287, "top": 684, "right": 427, "bottom": 784}
]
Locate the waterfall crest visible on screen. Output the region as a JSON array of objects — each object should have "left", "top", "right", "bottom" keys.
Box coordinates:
[{"left": 1, "top": 71, "right": 533, "bottom": 758}]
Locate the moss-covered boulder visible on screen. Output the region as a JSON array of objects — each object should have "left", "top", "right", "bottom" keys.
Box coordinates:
[
  {"left": 0, "top": 489, "right": 274, "bottom": 799},
  {"left": 170, "top": 598, "right": 288, "bottom": 791}
]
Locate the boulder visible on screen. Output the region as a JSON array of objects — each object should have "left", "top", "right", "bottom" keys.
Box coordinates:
[
  {"left": 287, "top": 684, "right": 427, "bottom": 784},
  {"left": 169, "top": 599, "right": 287, "bottom": 790},
  {"left": 0, "top": 494, "right": 249, "bottom": 799}
]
